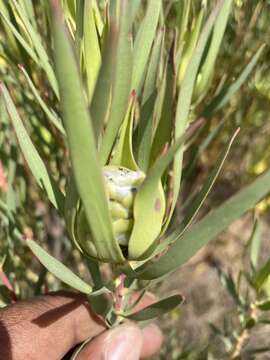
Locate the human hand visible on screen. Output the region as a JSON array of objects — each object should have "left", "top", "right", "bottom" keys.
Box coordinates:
[{"left": 0, "top": 291, "right": 163, "bottom": 360}]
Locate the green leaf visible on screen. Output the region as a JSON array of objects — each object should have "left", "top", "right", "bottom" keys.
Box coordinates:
[
  {"left": 130, "top": 0, "right": 141, "bottom": 22},
  {"left": 110, "top": 93, "right": 138, "bottom": 170},
  {"left": 141, "top": 27, "right": 165, "bottom": 105},
  {"left": 0, "top": 1, "right": 20, "bottom": 56},
  {"left": 27, "top": 239, "right": 92, "bottom": 294},
  {"left": 194, "top": 0, "right": 232, "bottom": 100},
  {"left": 50, "top": 1, "right": 124, "bottom": 263},
  {"left": 90, "top": 20, "right": 115, "bottom": 142},
  {"left": 131, "top": 0, "right": 162, "bottom": 94},
  {"left": 178, "top": 129, "right": 239, "bottom": 235},
  {"left": 100, "top": 1, "right": 133, "bottom": 164},
  {"left": 88, "top": 288, "right": 113, "bottom": 317},
  {"left": 83, "top": 0, "right": 101, "bottom": 100},
  {"left": 75, "top": 0, "right": 84, "bottom": 50},
  {"left": 248, "top": 218, "right": 262, "bottom": 270},
  {"left": 177, "top": 5, "right": 205, "bottom": 85},
  {"left": 257, "top": 301, "right": 270, "bottom": 311},
  {"left": 128, "top": 122, "right": 202, "bottom": 260},
  {"left": 11, "top": 0, "right": 59, "bottom": 98},
  {"left": 85, "top": 257, "right": 103, "bottom": 289},
  {"left": 136, "top": 91, "right": 157, "bottom": 172},
  {"left": 176, "top": 0, "right": 191, "bottom": 46},
  {"left": 0, "top": 83, "right": 64, "bottom": 212},
  {"left": 136, "top": 28, "right": 165, "bottom": 171},
  {"left": 121, "top": 294, "right": 183, "bottom": 321},
  {"left": 219, "top": 270, "right": 243, "bottom": 307},
  {"left": 183, "top": 117, "right": 227, "bottom": 179},
  {"left": 138, "top": 167, "right": 270, "bottom": 280},
  {"left": 0, "top": 9, "right": 39, "bottom": 63},
  {"left": 21, "top": 0, "right": 37, "bottom": 30},
  {"left": 150, "top": 49, "right": 175, "bottom": 164},
  {"left": 202, "top": 44, "right": 265, "bottom": 117},
  {"left": 64, "top": 174, "right": 82, "bottom": 251},
  {"left": 167, "top": 0, "right": 225, "bottom": 230},
  {"left": 254, "top": 258, "right": 270, "bottom": 292},
  {"left": 18, "top": 65, "right": 65, "bottom": 134}
]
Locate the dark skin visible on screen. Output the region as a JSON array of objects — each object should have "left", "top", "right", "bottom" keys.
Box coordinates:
[{"left": 0, "top": 291, "right": 162, "bottom": 360}]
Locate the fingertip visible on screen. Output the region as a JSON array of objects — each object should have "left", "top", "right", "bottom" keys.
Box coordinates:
[
  {"left": 141, "top": 323, "right": 163, "bottom": 358},
  {"left": 76, "top": 323, "right": 143, "bottom": 360}
]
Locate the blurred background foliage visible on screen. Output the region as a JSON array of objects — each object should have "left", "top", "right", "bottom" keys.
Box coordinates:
[{"left": 0, "top": 0, "right": 270, "bottom": 358}]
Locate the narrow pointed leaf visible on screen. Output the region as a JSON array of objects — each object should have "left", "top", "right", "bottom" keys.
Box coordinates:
[
  {"left": 194, "top": 0, "right": 232, "bottom": 99},
  {"left": 138, "top": 167, "right": 270, "bottom": 279},
  {"left": 90, "top": 21, "right": 116, "bottom": 141},
  {"left": 111, "top": 93, "right": 138, "bottom": 170},
  {"left": 178, "top": 129, "right": 239, "bottom": 235},
  {"left": 100, "top": 1, "right": 133, "bottom": 164},
  {"left": 203, "top": 44, "right": 265, "bottom": 117},
  {"left": 151, "top": 51, "right": 175, "bottom": 163},
  {"left": 177, "top": 0, "right": 191, "bottom": 45},
  {"left": 136, "top": 91, "right": 157, "bottom": 172},
  {"left": 27, "top": 240, "right": 92, "bottom": 294},
  {"left": 19, "top": 65, "right": 65, "bottom": 134},
  {"left": 141, "top": 27, "right": 165, "bottom": 105},
  {"left": 257, "top": 301, "right": 270, "bottom": 311},
  {"left": 0, "top": 2, "right": 20, "bottom": 56},
  {"left": 128, "top": 122, "right": 201, "bottom": 260},
  {"left": 83, "top": 0, "right": 101, "bottom": 100},
  {"left": 248, "top": 218, "right": 262, "bottom": 270},
  {"left": 122, "top": 294, "right": 183, "bottom": 321},
  {"left": 254, "top": 258, "right": 270, "bottom": 292},
  {"left": 183, "top": 117, "right": 227, "bottom": 179},
  {"left": 131, "top": 0, "right": 162, "bottom": 94},
  {"left": 75, "top": 0, "right": 84, "bottom": 49},
  {"left": 50, "top": 1, "right": 124, "bottom": 263},
  {"left": 64, "top": 174, "right": 82, "bottom": 251},
  {"left": 21, "top": 0, "right": 37, "bottom": 30},
  {"left": 0, "top": 10, "right": 39, "bottom": 63},
  {"left": 130, "top": 0, "right": 141, "bottom": 22},
  {"left": 177, "top": 6, "right": 205, "bottom": 85},
  {"left": 1, "top": 83, "right": 64, "bottom": 212},
  {"left": 167, "top": 0, "right": 225, "bottom": 230},
  {"left": 12, "top": 0, "right": 59, "bottom": 98}
]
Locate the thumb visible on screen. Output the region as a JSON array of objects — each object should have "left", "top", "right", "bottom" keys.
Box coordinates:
[{"left": 76, "top": 323, "right": 143, "bottom": 360}]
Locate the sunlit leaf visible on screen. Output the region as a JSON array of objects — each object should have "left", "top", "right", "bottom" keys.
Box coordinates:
[
  {"left": 121, "top": 294, "right": 183, "bottom": 321},
  {"left": 83, "top": 0, "right": 101, "bottom": 100},
  {"left": 27, "top": 239, "right": 92, "bottom": 294},
  {"left": 248, "top": 218, "right": 262, "bottom": 271},
  {"left": 110, "top": 93, "right": 138, "bottom": 170},
  {"left": 138, "top": 167, "right": 270, "bottom": 279},
  {"left": 203, "top": 44, "right": 265, "bottom": 117},
  {"left": 100, "top": 1, "right": 133, "bottom": 164},
  {"left": 50, "top": 0, "right": 124, "bottom": 263},
  {"left": 178, "top": 128, "right": 239, "bottom": 235},
  {"left": 194, "top": 0, "right": 232, "bottom": 100},
  {"left": 11, "top": 0, "right": 59, "bottom": 98},
  {"left": 167, "top": 0, "right": 225, "bottom": 230},
  {"left": 128, "top": 122, "right": 202, "bottom": 260},
  {"left": 131, "top": 0, "right": 162, "bottom": 94},
  {"left": 254, "top": 257, "right": 270, "bottom": 292},
  {"left": 19, "top": 65, "right": 65, "bottom": 134},
  {"left": 1, "top": 83, "right": 64, "bottom": 212}
]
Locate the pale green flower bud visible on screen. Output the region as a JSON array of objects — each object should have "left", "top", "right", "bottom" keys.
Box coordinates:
[
  {"left": 103, "top": 166, "right": 145, "bottom": 246},
  {"left": 75, "top": 166, "right": 146, "bottom": 258}
]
